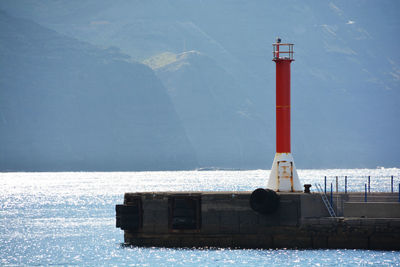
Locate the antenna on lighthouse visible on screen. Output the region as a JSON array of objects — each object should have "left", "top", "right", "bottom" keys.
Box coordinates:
[{"left": 267, "top": 38, "right": 302, "bottom": 192}]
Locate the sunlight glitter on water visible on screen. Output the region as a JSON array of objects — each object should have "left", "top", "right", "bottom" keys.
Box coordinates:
[
  {"left": 0, "top": 169, "right": 399, "bottom": 266},
  {"left": 1, "top": 168, "right": 400, "bottom": 195}
]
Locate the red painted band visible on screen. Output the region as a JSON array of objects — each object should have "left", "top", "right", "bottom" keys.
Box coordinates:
[{"left": 275, "top": 59, "right": 292, "bottom": 153}]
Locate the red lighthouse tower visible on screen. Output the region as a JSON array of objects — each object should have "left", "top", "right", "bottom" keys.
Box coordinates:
[{"left": 267, "top": 38, "right": 302, "bottom": 192}]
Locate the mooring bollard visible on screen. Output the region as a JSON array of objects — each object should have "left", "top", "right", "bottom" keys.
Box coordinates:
[
  {"left": 304, "top": 184, "right": 312, "bottom": 193},
  {"left": 391, "top": 176, "right": 394, "bottom": 193},
  {"left": 324, "top": 176, "right": 327, "bottom": 195},
  {"left": 365, "top": 184, "right": 367, "bottom": 203},
  {"left": 330, "top": 183, "right": 333, "bottom": 207},
  {"left": 345, "top": 176, "right": 347, "bottom": 194}
]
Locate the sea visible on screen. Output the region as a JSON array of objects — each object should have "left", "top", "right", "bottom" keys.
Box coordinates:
[{"left": 1, "top": 168, "right": 400, "bottom": 266}]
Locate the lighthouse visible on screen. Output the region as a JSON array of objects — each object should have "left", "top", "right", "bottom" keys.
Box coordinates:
[{"left": 267, "top": 38, "right": 302, "bottom": 192}]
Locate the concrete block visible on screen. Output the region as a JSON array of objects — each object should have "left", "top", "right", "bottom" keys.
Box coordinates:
[
  {"left": 151, "top": 236, "right": 178, "bottom": 247},
  {"left": 389, "top": 219, "right": 400, "bottom": 228},
  {"left": 300, "top": 218, "right": 320, "bottom": 226},
  {"left": 180, "top": 235, "right": 201, "bottom": 248},
  {"left": 327, "top": 235, "right": 369, "bottom": 249},
  {"left": 300, "top": 194, "right": 329, "bottom": 218},
  {"left": 369, "top": 233, "right": 400, "bottom": 250},
  {"left": 120, "top": 191, "right": 400, "bottom": 249},
  {"left": 152, "top": 214, "right": 169, "bottom": 234},
  {"left": 195, "top": 236, "right": 233, "bottom": 248},
  {"left": 142, "top": 199, "right": 168, "bottom": 233},
  {"left": 123, "top": 193, "right": 142, "bottom": 205},
  {"left": 142, "top": 199, "right": 168, "bottom": 212},
  {"left": 273, "top": 234, "right": 312, "bottom": 249},
  {"left": 279, "top": 200, "right": 300, "bottom": 226},
  {"left": 131, "top": 234, "right": 178, "bottom": 247},
  {"left": 344, "top": 202, "right": 400, "bottom": 218},
  {"left": 142, "top": 193, "right": 167, "bottom": 200},
  {"left": 202, "top": 199, "right": 233, "bottom": 211},
  {"left": 232, "top": 193, "right": 251, "bottom": 201},
  {"left": 232, "top": 234, "right": 272, "bottom": 249},
  {"left": 319, "top": 217, "right": 339, "bottom": 226},
  {"left": 219, "top": 211, "right": 239, "bottom": 233},
  {"left": 360, "top": 218, "right": 390, "bottom": 228},
  {"left": 279, "top": 193, "right": 300, "bottom": 202},
  {"left": 239, "top": 211, "right": 259, "bottom": 234},
  {"left": 311, "top": 235, "right": 328, "bottom": 249},
  {"left": 201, "top": 210, "right": 220, "bottom": 234},
  {"left": 255, "top": 235, "right": 274, "bottom": 249},
  {"left": 258, "top": 212, "right": 280, "bottom": 228},
  {"left": 343, "top": 218, "right": 361, "bottom": 227},
  {"left": 233, "top": 199, "right": 253, "bottom": 210}
]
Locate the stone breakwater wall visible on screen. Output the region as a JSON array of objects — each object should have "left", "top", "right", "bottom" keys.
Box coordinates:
[{"left": 116, "top": 192, "right": 400, "bottom": 250}]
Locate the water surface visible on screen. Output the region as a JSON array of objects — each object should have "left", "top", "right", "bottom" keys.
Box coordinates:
[{"left": 1, "top": 169, "right": 399, "bottom": 266}]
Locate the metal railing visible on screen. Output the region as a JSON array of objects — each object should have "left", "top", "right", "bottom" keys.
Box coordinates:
[
  {"left": 306, "top": 175, "right": 400, "bottom": 203},
  {"left": 307, "top": 175, "right": 400, "bottom": 194},
  {"left": 272, "top": 43, "right": 294, "bottom": 60}
]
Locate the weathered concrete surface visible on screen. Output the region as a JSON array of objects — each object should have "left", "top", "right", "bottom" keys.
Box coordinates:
[
  {"left": 300, "top": 217, "right": 400, "bottom": 250},
  {"left": 345, "top": 192, "right": 399, "bottom": 202},
  {"left": 117, "top": 191, "right": 400, "bottom": 250},
  {"left": 344, "top": 202, "right": 400, "bottom": 218},
  {"left": 300, "top": 193, "right": 330, "bottom": 218}
]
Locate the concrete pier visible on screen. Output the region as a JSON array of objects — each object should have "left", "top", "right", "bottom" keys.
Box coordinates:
[{"left": 116, "top": 191, "right": 400, "bottom": 250}]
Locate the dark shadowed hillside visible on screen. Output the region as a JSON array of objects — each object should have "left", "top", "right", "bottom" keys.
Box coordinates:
[{"left": 0, "top": 11, "right": 197, "bottom": 171}]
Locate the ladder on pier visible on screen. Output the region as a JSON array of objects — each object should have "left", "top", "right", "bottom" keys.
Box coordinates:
[{"left": 315, "top": 183, "right": 336, "bottom": 217}]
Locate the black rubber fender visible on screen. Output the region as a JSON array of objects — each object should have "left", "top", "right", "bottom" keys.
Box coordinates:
[{"left": 249, "top": 188, "right": 280, "bottom": 214}]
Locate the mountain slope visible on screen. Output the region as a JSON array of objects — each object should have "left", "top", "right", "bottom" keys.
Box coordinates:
[
  {"left": 150, "top": 51, "right": 271, "bottom": 168},
  {"left": 0, "top": 11, "right": 197, "bottom": 171},
  {"left": 0, "top": 1, "right": 399, "bottom": 168}
]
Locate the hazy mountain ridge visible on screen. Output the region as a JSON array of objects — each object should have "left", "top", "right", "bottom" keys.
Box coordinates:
[
  {"left": 0, "top": 1, "right": 399, "bottom": 169},
  {"left": 0, "top": 10, "right": 197, "bottom": 171},
  {"left": 152, "top": 50, "right": 270, "bottom": 168}
]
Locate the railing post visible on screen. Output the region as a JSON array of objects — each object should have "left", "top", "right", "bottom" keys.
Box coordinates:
[
  {"left": 391, "top": 176, "right": 394, "bottom": 193},
  {"left": 336, "top": 176, "right": 338, "bottom": 193},
  {"left": 365, "top": 184, "right": 367, "bottom": 202},
  {"left": 330, "top": 183, "right": 333, "bottom": 207},
  {"left": 368, "top": 176, "right": 370, "bottom": 193},
  {"left": 398, "top": 184, "right": 400, "bottom": 203},
  {"left": 345, "top": 176, "right": 347, "bottom": 194},
  {"left": 324, "top": 176, "right": 327, "bottom": 195}
]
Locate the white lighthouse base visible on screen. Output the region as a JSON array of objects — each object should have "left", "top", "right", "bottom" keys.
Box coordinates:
[{"left": 267, "top": 153, "right": 302, "bottom": 192}]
